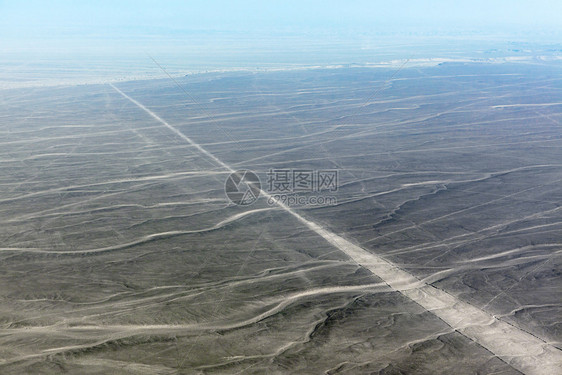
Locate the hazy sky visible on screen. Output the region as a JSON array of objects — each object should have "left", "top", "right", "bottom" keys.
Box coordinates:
[
  {"left": 2, "top": 0, "right": 561, "bottom": 37},
  {"left": 1, "top": 0, "right": 560, "bottom": 78}
]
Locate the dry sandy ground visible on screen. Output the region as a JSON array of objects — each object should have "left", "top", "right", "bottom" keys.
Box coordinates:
[{"left": 0, "top": 62, "right": 561, "bottom": 374}]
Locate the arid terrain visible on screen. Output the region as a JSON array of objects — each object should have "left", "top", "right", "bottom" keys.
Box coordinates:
[{"left": 0, "top": 61, "right": 561, "bottom": 374}]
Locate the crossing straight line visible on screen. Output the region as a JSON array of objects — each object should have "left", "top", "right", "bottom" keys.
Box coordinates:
[{"left": 110, "top": 83, "right": 562, "bottom": 375}]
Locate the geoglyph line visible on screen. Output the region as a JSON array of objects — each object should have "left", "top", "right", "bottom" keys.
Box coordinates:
[{"left": 109, "top": 83, "right": 562, "bottom": 375}]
